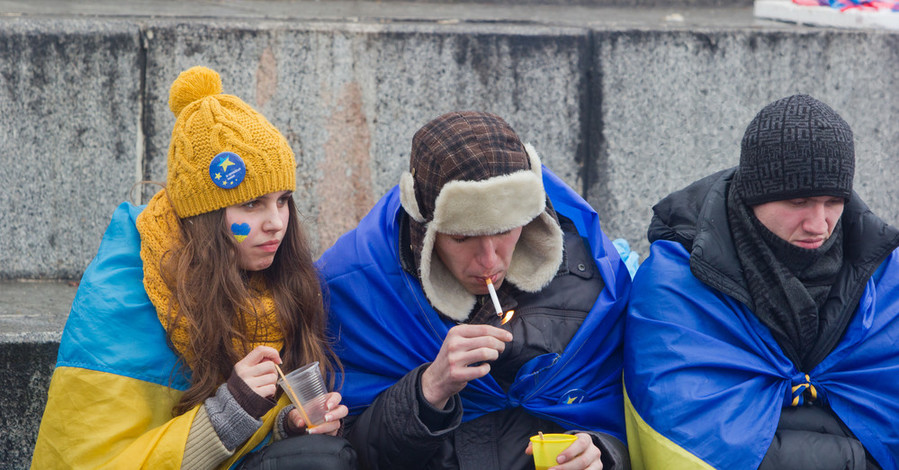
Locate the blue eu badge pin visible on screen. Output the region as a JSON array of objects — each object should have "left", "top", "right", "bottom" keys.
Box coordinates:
[
  {"left": 209, "top": 152, "right": 246, "bottom": 189},
  {"left": 559, "top": 389, "right": 586, "bottom": 405}
]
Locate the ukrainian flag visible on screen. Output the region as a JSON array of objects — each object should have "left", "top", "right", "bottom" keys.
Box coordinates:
[
  {"left": 624, "top": 240, "right": 899, "bottom": 469},
  {"left": 32, "top": 203, "right": 281, "bottom": 469}
]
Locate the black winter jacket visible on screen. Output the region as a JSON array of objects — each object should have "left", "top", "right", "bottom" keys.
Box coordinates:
[
  {"left": 344, "top": 215, "right": 629, "bottom": 470},
  {"left": 649, "top": 168, "right": 896, "bottom": 470}
]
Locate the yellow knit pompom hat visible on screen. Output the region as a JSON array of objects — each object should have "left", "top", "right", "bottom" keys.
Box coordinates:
[{"left": 166, "top": 66, "right": 296, "bottom": 218}]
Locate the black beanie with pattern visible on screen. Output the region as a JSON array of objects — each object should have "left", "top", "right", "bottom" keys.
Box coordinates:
[{"left": 737, "top": 94, "right": 854, "bottom": 206}]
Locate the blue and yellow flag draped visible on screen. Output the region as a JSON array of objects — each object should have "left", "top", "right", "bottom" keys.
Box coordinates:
[
  {"left": 32, "top": 203, "right": 280, "bottom": 469},
  {"left": 318, "top": 167, "right": 631, "bottom": 440},
  {"left": 624, "top": 240, "right": 899, "bottom": 469}
]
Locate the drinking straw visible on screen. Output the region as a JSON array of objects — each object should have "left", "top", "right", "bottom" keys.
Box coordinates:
[{"left": 275, "top": 363, "right": 316, "bottom": 429}]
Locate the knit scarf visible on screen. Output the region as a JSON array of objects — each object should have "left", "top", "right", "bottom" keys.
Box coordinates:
[
  {"left": 136, "top": 190, "right": 283, "bottom": 369},
  {"left": 727, "top": 184, "right": 844, "bottom": 371}
]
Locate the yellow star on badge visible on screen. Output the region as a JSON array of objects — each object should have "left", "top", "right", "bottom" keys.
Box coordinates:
[
  {"left": 215, "top": 172, "right": 222, "bottom": 180},
  {"left": 219, "top": 157, "right": 235, "bottom": 172}
]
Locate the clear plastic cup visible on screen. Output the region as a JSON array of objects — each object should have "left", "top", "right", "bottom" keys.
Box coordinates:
[
  {"left": 278, "top": 361, "right": 329, "bottom": 428},
  {"left": 530, "top": 433, "right": 577, "bottom": 470}
]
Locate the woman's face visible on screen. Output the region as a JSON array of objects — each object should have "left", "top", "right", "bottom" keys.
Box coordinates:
[{"left": 224, "top": 190, "right": 292, "bottom": 271}]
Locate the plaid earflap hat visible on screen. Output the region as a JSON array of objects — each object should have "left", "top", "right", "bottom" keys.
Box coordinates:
[
  {"left": 737, "top": 94, "right": 854, "bottom": 206},
  {"left": 400, "top": 111, "right": 563, "bottom": 320}
]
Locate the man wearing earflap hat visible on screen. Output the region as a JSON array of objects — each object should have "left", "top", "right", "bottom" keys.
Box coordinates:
[
  {"left": 624, "top": 94, "right": 899, "bottom": 469},
  {"left": 319, "top": 111, "right": 632, "bottom": 469}
]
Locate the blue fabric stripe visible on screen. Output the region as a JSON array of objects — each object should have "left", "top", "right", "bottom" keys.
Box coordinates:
[
  {"left": 625, "top": 240, "right": 899, "bottom": 469},
  {"left": 57, "top": 202, "right": 190, "bottom": 391}
]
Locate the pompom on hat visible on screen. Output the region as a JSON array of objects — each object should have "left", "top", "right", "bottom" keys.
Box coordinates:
[
  {"left": 165, "top": 66, "right": 295, "bottom": 218},
  {"left": 400, "top": 111, "right": 563, "bottom": 321},
  {"left": 737, "top": 94, "right": 854, "bottom": 206}
]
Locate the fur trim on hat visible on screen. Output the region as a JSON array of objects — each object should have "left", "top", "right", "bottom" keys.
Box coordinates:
[
  {"left": 417, "top": 144, "right": 564, "bottom": 321},
  {"left": 399, "top": 171, "right": 425, "bottom": 223}
]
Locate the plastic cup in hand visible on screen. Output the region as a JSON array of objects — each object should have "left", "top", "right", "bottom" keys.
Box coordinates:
[
  {"left": 277, "top": 361, "right": 329, "bottom": 428},
  {"left": 530, "top": 433, "right": 577, "bottom": 470}
]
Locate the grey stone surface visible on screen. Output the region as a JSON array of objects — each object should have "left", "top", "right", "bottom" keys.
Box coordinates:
[
  {"left": 0, "top": 341, "right": 57, "bottom": 469},
  {"left": 0, "top": 282, "right": 70, "bottom": 468},
  {"left": 0, "top": 18, "right": 142, "bottom": 280},
  {"left": 0, "top": 281, "right": 72, "bottom": 467},
  {"left": 0, "top": 281, "right": 76, "bottom": 343},
  {"left": 2, "top": 1, "right": 757, "bottom": 25},
  {"left": 141, "top": 21, "right": 592, "bottom": 254},
  {"left": 591, "top": 28, "right": 899, "bottom": 257},
  {"left": 2, "top": 2, "right": 816, "bottom": 280}
]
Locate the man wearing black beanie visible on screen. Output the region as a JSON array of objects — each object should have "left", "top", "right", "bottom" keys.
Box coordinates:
[{"left": 624, "top": 95, "right": 899, "bottom": 469}]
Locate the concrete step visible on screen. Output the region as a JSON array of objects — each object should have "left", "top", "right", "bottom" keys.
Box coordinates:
[
  {"left": 1, "top": 1, "right": 897, "bottom": 467},
  {"left": 0, "top": 281, "right": 74, "bottom": 468}
]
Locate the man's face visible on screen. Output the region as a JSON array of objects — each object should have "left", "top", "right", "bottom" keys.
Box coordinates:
[
  {"left": 433, "top": 227, "right": 523, "bottom": 295},
  {"left": 751, "top": 196, "right": 845, "bottom": 249}
]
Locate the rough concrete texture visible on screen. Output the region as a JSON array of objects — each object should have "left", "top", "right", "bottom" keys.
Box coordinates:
[
  {"left": 0, "top": 341, "right": 57, "bottom": 468},
  {"left": 2, "top": 1, "right": 757, "bottom": 25},
  {"left": 0, "top": 281, "right": 76, "bottom": 342},
  {"left": 6, "top": 15, "right": 895, "bottom": 276},
  {"left": 130, "top": 21, "right": 592, "bottom": 258},
  {"left": 0, "top": 282, "right": 73, "bottom": 467},
  {"left": 592, "top": 29, "right": 899, "bottom": 256},
  {"left": 0, "top": 19, "right": 142, "bottom": 279}
]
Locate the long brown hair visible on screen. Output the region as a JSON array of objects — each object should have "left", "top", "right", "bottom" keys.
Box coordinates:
[{"left": 161, "top": 197, "right": 338, "bottom": 415}]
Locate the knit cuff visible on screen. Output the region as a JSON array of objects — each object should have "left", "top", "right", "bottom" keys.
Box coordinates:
[
  {"left": 227, "top": 370, "right": 276, "bottom": 420},
  {"left": 275, "top": 405, "right": 307, "bottom": 439},
  {"left": 182, "top": 406, "right": 234, "bottom": 469},
  {"left": 205, "top": 383, "right": 264, "bottom": 451}
]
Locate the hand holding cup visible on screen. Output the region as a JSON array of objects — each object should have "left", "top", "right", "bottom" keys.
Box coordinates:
[
  {"left": 278, "top": 361, "right": 346, "bottom": 436},
  {"left": 526, "top": 433, "right": 603, "bottom": 470},
  {"left": 286, "top": 391, "right": 347, "bottom": 436}
]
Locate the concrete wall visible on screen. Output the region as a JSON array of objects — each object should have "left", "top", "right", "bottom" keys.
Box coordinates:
[
  {"left": 592, "top": 29, "right": 899, "bottom": 251},
  {"left": 1, "top": 9, "right": 898, "bottom": 468},
  {"left": 0, "top": 19, "right": 143, "bottom": 279},
  {"left": 140, "top": 21, "right": 594, "bottom": 257},
  {"left": 4, "top": 19, "right": 897, "bottom": 278}
]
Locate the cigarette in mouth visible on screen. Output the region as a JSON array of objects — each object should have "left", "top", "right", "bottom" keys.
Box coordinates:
[{"left": 486, "top": 278, "right": 503, "bottom": 317}]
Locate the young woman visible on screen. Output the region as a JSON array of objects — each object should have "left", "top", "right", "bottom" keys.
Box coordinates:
[{"left": 32, "top": 66, "right": 355, "bottom": 469}]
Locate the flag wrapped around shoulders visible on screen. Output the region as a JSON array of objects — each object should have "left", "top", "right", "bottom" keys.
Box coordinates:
[
  {"left": 319, "top": 166, "right": 631, "bottom": 439},
  {"left": 624, "top": 240, "right": 899, "bottom": 469},
  {"left": 32, "top": 202, "right": 280, "bottom": 469}
]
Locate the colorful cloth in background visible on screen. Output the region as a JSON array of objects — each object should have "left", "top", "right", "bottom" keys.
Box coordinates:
[
  {"left": 319, "top": 166, "right": 631, "bottom": 440},
  {"left": 611, "top": 238, "right": 640, "bottom": 279},
  {"left": 793, "top": 0, "right": 899, "bottom": 11},
  {"left": 624, "top": 240, "right": 899, "bottom": 470}
]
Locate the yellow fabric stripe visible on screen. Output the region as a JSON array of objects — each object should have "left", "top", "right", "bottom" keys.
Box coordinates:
[
  {"left": 33, "top": 366, "right": 195, "bottom": 469},
  {"left": 806, "top": 374, "right": 818, "bottom": 401},
  {"left": 624, "top": 384, "right": 715, "bottom": 470},
  {"left": 33, "top": 366, "right": 288, "bottom": 469}
]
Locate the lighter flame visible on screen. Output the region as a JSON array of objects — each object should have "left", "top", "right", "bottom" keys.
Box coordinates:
[{"left": 501, "top": 310, "right": 515, "bottom": 325}]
